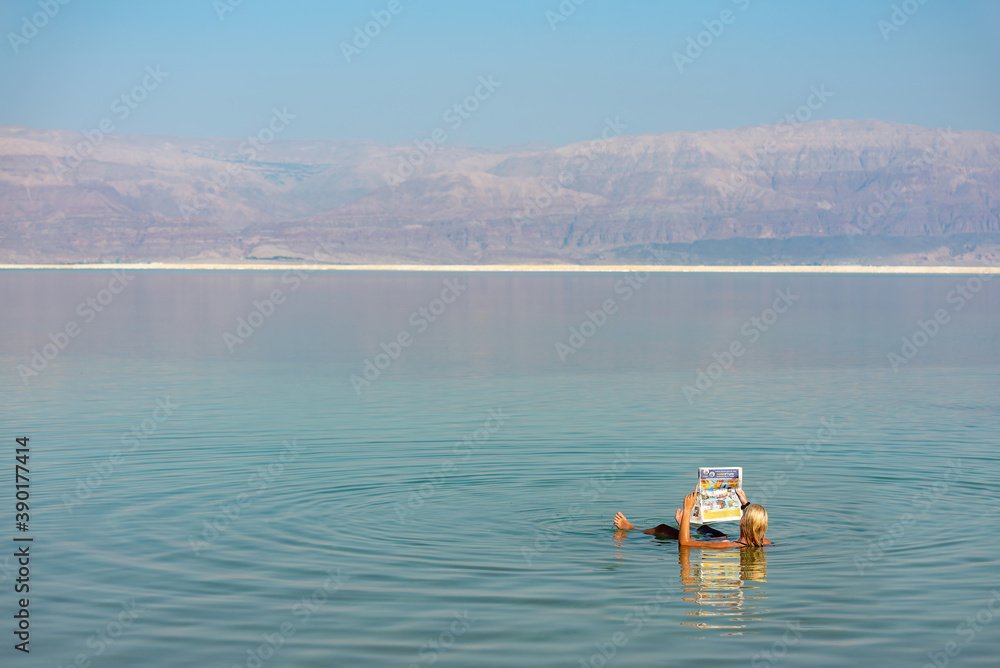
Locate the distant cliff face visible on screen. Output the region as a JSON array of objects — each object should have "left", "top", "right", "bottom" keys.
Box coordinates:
[{"left": 0, "top": 120, "right": 998, "bottom": 264}]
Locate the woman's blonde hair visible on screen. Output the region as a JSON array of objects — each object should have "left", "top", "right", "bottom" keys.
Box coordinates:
[{"left": 740, "top": 504, "right": 768, "bottom": 547}]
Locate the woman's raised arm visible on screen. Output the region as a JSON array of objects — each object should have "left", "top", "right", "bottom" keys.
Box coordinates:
[{"left": 678, "top": 491, "right": 739, "bottom": 548}]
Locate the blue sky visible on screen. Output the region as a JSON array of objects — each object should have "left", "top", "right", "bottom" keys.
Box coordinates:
[{"left": 1, "top": 0, "right": 997, "bottom": 146}]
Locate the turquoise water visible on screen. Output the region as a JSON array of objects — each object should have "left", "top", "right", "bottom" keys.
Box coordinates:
[{"left": 1, "top": 270, "right": 998, "bottom": 667}]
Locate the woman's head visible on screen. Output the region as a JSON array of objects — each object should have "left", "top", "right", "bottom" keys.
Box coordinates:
[{"left": 739, "top": 504, "right": 768, "bottom": 547}]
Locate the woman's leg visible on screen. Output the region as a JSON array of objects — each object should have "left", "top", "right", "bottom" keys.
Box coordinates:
[
  {"left": 695, "top": 525, "right": 728, "bottom": 538},
  {"left": 643, "top": 524, "right": 679, "bottom": 538},
  {"left": 645, "top": 524, "right": 727, "bottom": 538},
  {"left": 614, "top": 513, "right": 727, "bottom": 540}
]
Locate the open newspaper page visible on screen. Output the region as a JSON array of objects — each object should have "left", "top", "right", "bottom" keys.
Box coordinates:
[{"left": 690, "top": 467, "right": 743, "bottom": 523}]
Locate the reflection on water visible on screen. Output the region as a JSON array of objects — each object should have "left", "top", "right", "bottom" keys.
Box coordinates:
[{"left": 678, "top": 547, "right": 768, "bottom": 635}]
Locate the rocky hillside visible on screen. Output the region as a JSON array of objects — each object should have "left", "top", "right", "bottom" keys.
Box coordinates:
[{"left": 0, "top": 120, "right": 998, "bottom": 265}]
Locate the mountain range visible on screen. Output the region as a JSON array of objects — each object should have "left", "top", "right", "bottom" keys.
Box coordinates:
[{"left": 1, "top": 119, "right": 998, "bottom": 265}]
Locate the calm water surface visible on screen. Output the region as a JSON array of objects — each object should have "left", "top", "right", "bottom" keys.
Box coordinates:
[{"left": 0, "top": 270, "right": 998, "bottom": 667}]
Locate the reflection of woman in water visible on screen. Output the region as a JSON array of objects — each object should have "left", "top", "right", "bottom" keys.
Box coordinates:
[
  {"left": 676, "top": 542, "right": 769, "bottom": 631},
  {"left": 613, "top": 488, "right": 771, "bottom": 548},
  {"left": 736, "top": 544, "right": 768, "bottom": 582}
]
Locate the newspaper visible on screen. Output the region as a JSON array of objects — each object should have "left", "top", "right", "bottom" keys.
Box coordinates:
[{"left": 689, "top": 467, "right": 743, "bottom": 523}]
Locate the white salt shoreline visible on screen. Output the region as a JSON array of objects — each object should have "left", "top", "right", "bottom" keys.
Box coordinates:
[{"left": 0, "top": 263, "right": 998, "bottom": 274}]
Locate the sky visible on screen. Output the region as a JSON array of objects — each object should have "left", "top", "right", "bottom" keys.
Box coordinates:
[{"left": 0, "top": 0, "right": 998, "bottom": 147}]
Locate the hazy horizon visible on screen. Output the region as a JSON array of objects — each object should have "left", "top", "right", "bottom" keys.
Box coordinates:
[{"left": 6, "top": 116, "right": 999, "bottom": 149}]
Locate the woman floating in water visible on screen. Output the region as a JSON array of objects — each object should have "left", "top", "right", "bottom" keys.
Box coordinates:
[{"left": 613, "top": 488, "right": 771, "bottom": 548}]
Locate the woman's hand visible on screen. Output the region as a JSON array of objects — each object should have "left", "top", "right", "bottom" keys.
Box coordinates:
[
  {"left": 735, "top": 488, "right": 748, "bottom": 505},
  {"left": 683, "top": 491, "right": 697, "bottom": 510}
]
